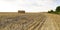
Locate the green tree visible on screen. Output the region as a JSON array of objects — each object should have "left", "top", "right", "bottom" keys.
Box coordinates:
[
  {"left": 48, "top": 10, "right": 54, "bottom": 13},
  {"left": 56, "top": 6, "right": 60, "bottom": 12},
  {"left": 50, "top": 10, "right": 54, "bottom": 12}
]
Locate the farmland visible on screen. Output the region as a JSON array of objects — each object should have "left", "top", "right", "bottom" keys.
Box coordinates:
[{"left": 0, "top": 12, "right": 60, "bottom": 30}]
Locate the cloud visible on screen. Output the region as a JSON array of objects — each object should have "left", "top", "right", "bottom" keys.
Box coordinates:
[
  {"left": 0, "top": 0, "right": 18, "bottom": 12},
  {"left": 17, "top": 0, "right": 55, "bottom": 12},
  {"left": 0, "top": 0, "right": 58, "bottom": 12},
  {"left": 3, "top": 0, "right": 16, "bottom": 1}
]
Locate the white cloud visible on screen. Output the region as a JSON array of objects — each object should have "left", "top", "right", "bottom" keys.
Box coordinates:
[
  {"left": 0, "top": 0, "right": 18, "bottom": 12},
  {"left": 0, "top": 0, "right": 56, "bottom": 12},
  {"left": 17, "top": 0, "right": 55, "bottom": 12}
]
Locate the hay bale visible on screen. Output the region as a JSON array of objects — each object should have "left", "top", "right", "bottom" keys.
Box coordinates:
[{"left": 18, "top": 10, "right": 25, "bottom": 13}]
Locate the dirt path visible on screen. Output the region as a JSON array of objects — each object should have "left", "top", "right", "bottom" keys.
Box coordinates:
[{"left": 41, "top": 13, "right": 59, "bottom": 30}]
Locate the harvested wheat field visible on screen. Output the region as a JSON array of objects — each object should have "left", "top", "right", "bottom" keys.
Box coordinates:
[{"left": 0, "top": 12, "right": 60, "bottom": 30}]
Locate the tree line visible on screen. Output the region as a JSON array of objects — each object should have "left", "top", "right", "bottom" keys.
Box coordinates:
[{"left": 48, "top": 6, "right": 60, "bottom": 14}]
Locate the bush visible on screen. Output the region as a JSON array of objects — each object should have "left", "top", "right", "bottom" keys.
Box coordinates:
[
  {"left": 48, "top": 11, "right": 51, "bottom": 13},
  {"left": 48, "top": 10, "right": 54, "bottom": 13},
  {"left": 50, "top": 10, "right": 54, "bottom": 12}
]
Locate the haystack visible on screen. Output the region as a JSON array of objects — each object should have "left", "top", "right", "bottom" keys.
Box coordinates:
[{"left": 18, "top": 10, "right": 25, "bottom": 13}]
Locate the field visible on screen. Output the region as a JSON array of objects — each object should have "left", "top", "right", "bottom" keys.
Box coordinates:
[{"left": 0, "top": 12, "right": 60, "bottom": 30}]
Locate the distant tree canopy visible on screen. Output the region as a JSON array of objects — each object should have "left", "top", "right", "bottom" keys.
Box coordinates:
[
  {"left": 56, "top": 6, "right": 60, "bottom": 12},
  {"left": 50, "top": 10, "right": 54, "bottom": 12},
  {"left": 48, "top": 6, "right": 60, "bottom": 14},
  {"left": 48, "top": 10, "right": 54, "bottom": 13}
]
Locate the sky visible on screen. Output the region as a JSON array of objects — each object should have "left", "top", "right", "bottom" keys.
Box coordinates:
[{"left": 0, "top": 0, "right": 60, "bottom": 12}]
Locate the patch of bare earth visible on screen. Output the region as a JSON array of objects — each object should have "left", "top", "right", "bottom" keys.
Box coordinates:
[{"left": 41, "top": 13, "right": 60, "bottom": 30}]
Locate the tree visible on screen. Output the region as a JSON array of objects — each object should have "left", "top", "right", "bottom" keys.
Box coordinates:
[
  {"left": 48, "top": 10, "right": 54, "bottom": 13},
  {"left": 48, "top": 6, "right": 60, "bottom": 14},
  {"left": 50, "top": 10, "right": 54, "bottom": 12},
  {"left": 56, "top": 6, "right": 60, "bottom": 12}
]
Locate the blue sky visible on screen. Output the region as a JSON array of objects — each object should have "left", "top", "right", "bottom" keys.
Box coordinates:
[{"left": 0, "top": 0, "right": 60, "bottom": 12}]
